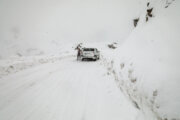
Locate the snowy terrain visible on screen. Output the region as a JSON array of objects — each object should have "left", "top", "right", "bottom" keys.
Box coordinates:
[
  {"left": 101, "top": 0, "right": 180, "bottom": 120},
  {"left": 0, "top": 56, "right": 140, "bottom": 120},
  {"left": 0, "top": 0, "right": 180, "bottom": 120}
]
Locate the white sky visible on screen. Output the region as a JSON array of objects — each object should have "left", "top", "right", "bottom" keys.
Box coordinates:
[{"left": 0, "top": 0, "right": 143, "bottom": 45}]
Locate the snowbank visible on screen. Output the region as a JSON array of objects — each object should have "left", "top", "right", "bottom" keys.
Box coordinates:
[
  {"left": 0, "top": 54, "right": 74, "bottom": 78},
  {"left": 102, "top": 0, "right": 180, "bottom": 120}
]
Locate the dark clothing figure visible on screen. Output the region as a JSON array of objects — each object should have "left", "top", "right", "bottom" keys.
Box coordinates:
[
  {"left": 75, "top": 43, "right": 82, "bottom": 60},
  {"left": 77, "top": 48, "right": 81, "bottom": 56},
  {"left": 76, "top": 47, "right": 82, "bottom": 60}
]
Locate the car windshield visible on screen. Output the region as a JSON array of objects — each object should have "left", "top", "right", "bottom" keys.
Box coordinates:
[{"left": 83, "top": 48, "right": 95, "bottom": 51}]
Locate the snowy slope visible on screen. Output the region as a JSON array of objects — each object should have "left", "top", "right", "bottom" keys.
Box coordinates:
[{"left": 102, "top": 0, "right": 180, "bottom": 120}]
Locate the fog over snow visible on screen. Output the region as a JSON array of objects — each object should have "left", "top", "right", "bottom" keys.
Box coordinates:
[{"left": 0, "top": 0, "right": 144, "bottom": 57}]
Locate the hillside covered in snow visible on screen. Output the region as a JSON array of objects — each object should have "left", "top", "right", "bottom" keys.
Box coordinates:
[{"left": 103, "top": 0, "right": 180, "bottom": 120}]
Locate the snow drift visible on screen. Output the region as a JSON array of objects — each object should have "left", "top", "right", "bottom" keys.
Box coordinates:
[{"left": 102, "top": 0, "right": 180, "bottom": 120}]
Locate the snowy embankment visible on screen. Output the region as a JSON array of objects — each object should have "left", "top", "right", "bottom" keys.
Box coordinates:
[
  {"left": 101, "top": 0, "right": 180, "bottom": 120},
  {"left": 0, "top": 53, "right": 74, "bottom": 78}
]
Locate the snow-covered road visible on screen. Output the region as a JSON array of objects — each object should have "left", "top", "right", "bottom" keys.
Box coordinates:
[{"left": 0, "top": 56, "right": 139, "bottom": 120}]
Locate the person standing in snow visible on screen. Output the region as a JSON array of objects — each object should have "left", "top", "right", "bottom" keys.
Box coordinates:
[{"left": 75, "top": 44, "right": 82, "bottom": 60}]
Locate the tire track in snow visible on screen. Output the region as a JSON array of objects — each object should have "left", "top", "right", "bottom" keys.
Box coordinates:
[{"left": 0, "top": 56, "right": 139, "bottom": 120}]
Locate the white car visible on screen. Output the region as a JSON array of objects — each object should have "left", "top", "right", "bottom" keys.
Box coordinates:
[{"left": 77, "top": 48, "right": 100, "bottom": 61}]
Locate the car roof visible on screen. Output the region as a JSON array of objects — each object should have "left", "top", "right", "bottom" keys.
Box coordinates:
[
  {"left": 82, "top": 48, "right": 97, "bottom": 51},
  {"left": 83, "top": 47, "right": 95, "bottom": 49}
]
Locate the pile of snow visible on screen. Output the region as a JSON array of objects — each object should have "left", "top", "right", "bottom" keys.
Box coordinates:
[
  {"left": 102, "top": 0, "right": 180, "bottom": 120},
  {"left": 0, "top": 53, "right": 74, "bottom": 78}
]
